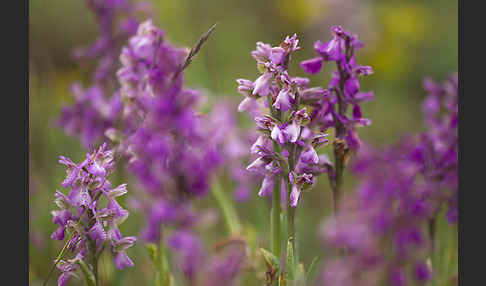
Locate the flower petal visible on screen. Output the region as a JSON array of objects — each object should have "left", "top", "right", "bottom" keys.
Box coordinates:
[
  {"left": 284, "top": 122, "right": 300, "bottom": 143},
  {"left": 252, "top": 73, "right": 272, "bottom": 96},
  {"left": 258, "top": 174, "right": 274, "bottom": 197},
  {"left": 300, "top": 57, "right": 323, "bottom": 74},
  {"left": 273, "top": 88, "right": 292, "bottom": 112},
  {"left": 290, "top": 184, "right": 301, "bottom": 207},
  {"left": 271, "top": 125, "right": 286, "bottom": 145},
  {"left": 114, "top": 251, "right": 134, "bottom": 270}
]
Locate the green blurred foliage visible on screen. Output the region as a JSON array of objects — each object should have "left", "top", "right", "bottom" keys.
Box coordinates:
[{"left": 29, "top": 0, "right": 457, "bottom": 285}]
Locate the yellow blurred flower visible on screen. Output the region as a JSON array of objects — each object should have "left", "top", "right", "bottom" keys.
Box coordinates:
[
  {"left": 276, "top": 0, "right": 323, "bottom": 29},
  {"left": 370, "top": 3, "right": 433, "bottom": 79},
  {"left": 380, "top": 3, "right": 431, "bottom": 44}
]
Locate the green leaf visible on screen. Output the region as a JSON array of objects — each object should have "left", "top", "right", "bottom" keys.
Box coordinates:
[
  {"left": 294, "top": 263, "right": 306, "bottom": 286},
  {"left": 211, "top": 179, "right": 242, "bottom": 236},
  {"left": 265, "top": 114, "right": 282, "bottom": 124},
  {"left": 260, "top": 247, "right": 280, "bottom": 272},
  {"left": 286, "top": 239, "right": 295, "bottom": 282},
  {"left": 159, "top": 243, "right": 170, "bottom": 286},
  {"left": 306, "top": 256, "right": 320, "bottom": 283},
  {"left": 147, "top": 243, "right": 172, "bottom": 286},
  {"left": 146, "top": 243, "right": 159, "bottom": 266}
]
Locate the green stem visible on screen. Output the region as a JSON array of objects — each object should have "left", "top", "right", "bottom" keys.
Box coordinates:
[
  {"left": 77, "top": 259, "right": 97, "bottom": 286},
  {"left": 147, "top": 242, "right": 170, "bottom": 286},
  {"left": 329, "top": 58, "right": 349, "bottom": 216},
  {"left": 287, "top": 185, "right": 296, "bottom": 264},
  {"left": 331, "top": 146, "right": 345, "bottom": 215},
  {"left": 159, "top": 241, "right": 170, "bottom": 286},
  {"left": 268, "top": 94, "right": 282, "bottom": 264},
  {"left": 90, "top": 240, "right": 99, "bottom": 286},
  {"left": 428, "top": 217, "right": 436, "bottom": 254},
  {"left": 428, "top": 217, "right": 437, "bottom": 271},
  {"left": 286, "top": 147, "right": 297, "bottom": 274},
  {"left": 272, "top": 172, "right": 282, "bottom": 263},
  {"left": 211, "top": 179, "right": 242, "bottom": 236}
]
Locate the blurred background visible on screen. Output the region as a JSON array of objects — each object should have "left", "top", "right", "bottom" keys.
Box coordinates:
[{"left": 29, "top": 0, "right": 457, "bottom": 285}]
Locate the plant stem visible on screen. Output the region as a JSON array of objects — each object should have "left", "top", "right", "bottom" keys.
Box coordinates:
[
  {"left": 288, "top": 199, "right": 295, "bottom": 250},
  {"left": 159, "top": 241, "right": 170, "bottom": 286},
  {"left": 331, "top": 144, "right": 345, "bottom": 215},
  {"left": 287, "top": 191, "right": 296, "bottom": 269},
  {"left": 93, "top": 258, "right": 99, "bottom": 286},
  {"left": 271, "top": 154, "right": 282, "bottom": 261},
  {"left": 267, "top": 94, "right": 282, "bottom": 264},
  {"left": 286, "top": 148, "right": 297, "bottom": 272},
  {"left": 328, "top": 56, "right": 349, "bottom": 216},
  {"left": 211, "top": 179, "right": 242, "bottom": 236},
  {"left": 91, "top": 240, "right": 99, "bottom": 286},
  {"left": 428, "top": 217, "right": 437, "bottom": 270},
  {"left": 271, "top": 173, "right": 282, "bottom": 271}
]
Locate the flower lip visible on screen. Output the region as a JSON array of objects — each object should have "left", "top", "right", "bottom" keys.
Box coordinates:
[
  {"left": 254, "top": 115, "right": 275, "bottom": 130},
  {"left": 273, "top": 88, "right": 292, "bottom": 112},
  {"left": 252, "top": 72, "right": 273, "bottom": 97},
  {"left": 300, "top": 57, "right": 323, "bottom": 74}
]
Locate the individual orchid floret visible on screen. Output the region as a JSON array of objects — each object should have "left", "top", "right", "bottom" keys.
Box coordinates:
[
  {"left": 237, "top": 97, "right": 259, "bottom": 113},
  {"left": 56, "top": 260, "right": 79, "bottom": 286},
  {"left": 259, "top": 173, "right": 276, "bottom": 197},
  {"left": 252, "top": 72, "right": 273, "bottom": 97},
  {"left": 289, "top": 172, "right": 315, "bottom": 207},
  {"left": 236, "top": 79, "right": 254, "bottom": 97},
  {"left": 281, "top": 33, "right": 301, "bottom": 54},
  {"left": 128, "top": 19, "right": 164, "bottom": 59},
  {"left": 291, "top": 108, "right": 310, "bottom": 125},
  {"left": 273, "top": 87, "right": 293, "bottom": 111},
  {"left": 271, "top": 121, "right": 300, "bottom": 145},
  {"left": 312, "top": 133, "right": 330, "bottom": 148},
  {"left": 251, "top": 135, "right": 272, "bottom": 155},
  {"left": 251, "top": 41, "right": 286, "bottom": 65},
  {"left": 251, "top": 42, "right": 273, "bottom": 63},
  {"left": 300, "top": 144, "right": 319, "bottom": 164},
  {"left": 354, "top": 65, "right": 374, "bottom": 76},
  {"left": 254, "top": 115, "right": 276, "bottom": 131},
  {"left": 109, "top": 227, "right": 137, "bottom": 269},
  {"left": 246, "top": 157, "right": 272, "bottom": 175},
  {"left": 300, "top": 57, "right": 323, "bottom": 74}
]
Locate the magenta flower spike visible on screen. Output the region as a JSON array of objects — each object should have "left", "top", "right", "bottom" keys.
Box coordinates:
[
  {"left": 58, "top": 0, "right": 150, "bottom": 148},
  {"left": 317, "top": 74, "right": 457, "bottom": 286},
  {"left": 238, "top": 35, "right": 332, "bottom": 209},
  {"left": 50, "top": 143, "right": 136, "bottom": 285},
  {"left": 237, "top": 34, "right": 334, "bottom": 281}
]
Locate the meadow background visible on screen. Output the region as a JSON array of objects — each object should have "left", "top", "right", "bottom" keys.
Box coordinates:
[{"left": 29, "top": 0, "right": 457, "bottom": 285}]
